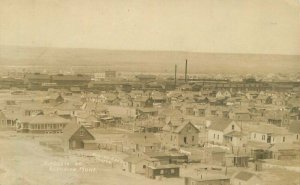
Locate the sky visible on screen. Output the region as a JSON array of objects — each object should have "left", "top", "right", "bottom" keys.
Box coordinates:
[{"left": 0, "top": 0, "right": 299, "bottom": 55}]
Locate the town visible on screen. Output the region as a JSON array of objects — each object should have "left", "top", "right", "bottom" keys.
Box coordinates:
[{"left": 0, "top": 62, "right": 299, "bottom": 185}]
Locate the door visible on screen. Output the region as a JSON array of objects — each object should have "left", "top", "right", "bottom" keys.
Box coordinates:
[{"left": 72, "top": 140, "right": 76, "bottom": 149}]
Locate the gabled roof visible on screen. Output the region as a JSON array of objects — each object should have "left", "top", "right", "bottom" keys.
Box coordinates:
[
  {"left": 61, "top": 122, "right": 95, "bottom": 141},
  {"left": 173, "top": 121, "right": 199, "bottom": 133},
  {"left": 61, "top": 122, "right": 81, "bottom": 141},
  {"left": 208, "top": 119, "right": 235, "bottom": 132}
]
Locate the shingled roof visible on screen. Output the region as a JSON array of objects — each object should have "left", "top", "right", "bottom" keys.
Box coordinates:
[
  {"left": 234, "top": 171, "right": 257, "bottom": 181},
  {"left": 208, "top": 119, "right": 234, "bottom": 131}
]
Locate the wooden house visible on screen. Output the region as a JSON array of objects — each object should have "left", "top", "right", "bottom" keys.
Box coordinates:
[
  {"left": 161, "top": 120, "right": 199, "bottom": 149},
  {"left": 207, "top": 119, "right": 241, "bottom": 145},
  {"left": 61, "top": 123, "right": 96, "bottom": 150},
  {"left": 124, "top": 133, "right": 161, "bottom": 153}
]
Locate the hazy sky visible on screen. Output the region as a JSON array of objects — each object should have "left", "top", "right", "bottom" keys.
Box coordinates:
[{"left": 0, "top": 0, "right": 299, "bottom": 55}]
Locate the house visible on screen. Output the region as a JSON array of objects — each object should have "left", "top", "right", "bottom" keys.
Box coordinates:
[
  {"left": 207, "top": 119, "right": 241, "bottom": 145},
  {"left": 216, "top": 90, "right": 231, "bottom": 99},
  {"left": 70, "top": 87, "right": 81, "bottom": 93},
  {"left": 145, "top": 164, "right": 180, "bottom": 179},
  {"left": 124, "top": 133, "right": 161, "bottom": 153},
  {"left": 249, "top": 124, "right": 298, "bottom": 144},
  {"left": 43, "top": 93, "right": 65, "bottom": 104},
  {"left": 183, "top": 105, "right": 195, "bottom": 116},
  {"left": 194, "top": 105, "right": 209, "bottom": 117},
  {"left": 54, "top": 101, "right": 81, "bottom": 119},
  {"left": 61, "top": 123, "right": 96, "bottom": 150},
  {"left": 99, "top": 116, "right": 121, "bottom": 128},
  {"left": 0, "top": 110, "right": 18, "bottom": 130},
  {"left": 231, "top": 171, "right": 263, "bottom": 185},
  {"left": 223, "top": 131, "right": 247, "bottom": 147},
  {"left": 132, "top": 96, "right": 149, "bottom": 107},
  {"left": 76, "top": 112, "right": 100, "bottom": 128},
  {"left": 229, "top": 109, "right": 251, "bottom": 122},
  {"left": 16, "top": 114, "right": 70, "bottom": 134},
  {"left": 136, "top": 107, "right": 158, "bottom": 119},
  {"left": 184, "top": 174, "right": 230, "bottom": 185},
  {"left": 161, "top": 120, "right": 200, "bottom": 149},
  {"left": 123, "top": 155, "right": 148, "bottom": 174},
  {"left": 268, "top": 143, "right": 300, "bottom": 160},
  {"left": 266, "top": 111, "right": 288, "bottom": 127}
]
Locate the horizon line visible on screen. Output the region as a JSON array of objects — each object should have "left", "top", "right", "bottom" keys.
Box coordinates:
[{"left": 1, "top": 44, "right": 299, "bottom": 57}]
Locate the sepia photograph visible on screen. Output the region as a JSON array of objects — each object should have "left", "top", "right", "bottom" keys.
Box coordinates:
[{"left": 0, "top": 0, "right": 299, "bottom": 185}]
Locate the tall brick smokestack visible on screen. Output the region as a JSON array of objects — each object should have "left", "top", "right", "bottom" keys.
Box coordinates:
[
  {"left": 175, "top": 64, "right": 177, "bottom": 87},
  {"left": 185, "top": 59, "right": 188, "bottom": 83}
]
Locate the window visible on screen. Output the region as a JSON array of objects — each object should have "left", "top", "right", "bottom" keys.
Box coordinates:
[
  {"left": 143, "top": 165, "right": 146, "bottom": 169},
  {"left": 192, "top": 136, "right": 194, "bottom": 142},
  {"left": 171, "top": 169, "right": 175, "bottom": 174},
  {"left": 283, "top": 137, "right": 285, "bottom": 142},
  {"left": 232, "top": 125, "right": 235, "bottom": 130},
  {"left": 254, "top": 133, "right": 256, "bottom": 138},
  {"left": 262, "top": 135, "right": 265, "bottom": 140},
  {"left": 217, "top": 135, "right": 219, "bottom": 140},
  {"left": 297, "top": 135, "right": 299, "bottom": 140},
  {"left": 184, "top": 137, "right": 187, "bottom": 144},
  {"left": 160, "top": 170, "right": 164, "bottom": 174}
]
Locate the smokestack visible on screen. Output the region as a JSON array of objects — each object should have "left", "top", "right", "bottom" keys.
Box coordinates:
[
  {"left": 174, "top": 64, "right": 177, "bottom": 88},
  {"left": 185, "top": 59, "right": 188, "bottom": 83}
]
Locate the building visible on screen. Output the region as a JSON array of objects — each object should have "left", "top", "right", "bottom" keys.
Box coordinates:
[
  {"left": 161, "top": 120, "right": 200, "bottom": 149},
  {"left": 136, "top": 107, "right": 158, "bottom": 119},
  {"left": 249, "top": 124, "right": 298, "bottom": 144},
  {"left": 145, "top": 164, "right": 180, "bottom": 179},
  {"left": 123, "top": 156, "right": 148, "bottom": 174},
  {"left": 207, "top": 119, "right": 241, "bottom": 144},
  {"left": 16, "top": 115, "right": 70, "bottom": 134},
  {"left": 51, "top": 74, "right": 91, "bottom": 88},
  {"left": 61, "top": 123, "right": 96, "bottom": 150},
  {"left": 105, "top": 70, "right": 117, "bottom": 79},
  {"left": 124, "top": 133, "right": 161, "bottom": 153},
  {"left": 184, "top": 174, "right": 230, "bottom": 185}
]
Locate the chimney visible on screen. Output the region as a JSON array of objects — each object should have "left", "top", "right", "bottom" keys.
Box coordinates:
[
  {"left": 174, "top": 64, "right": 177, "bottom": 88},
  {"left": 185, "top": 59, "right": 188, "bottom": 83}
]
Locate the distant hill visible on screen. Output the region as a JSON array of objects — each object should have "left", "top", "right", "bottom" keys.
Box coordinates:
[{"left": 0, "top": 45, "right": 299, "bottom": 74}]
